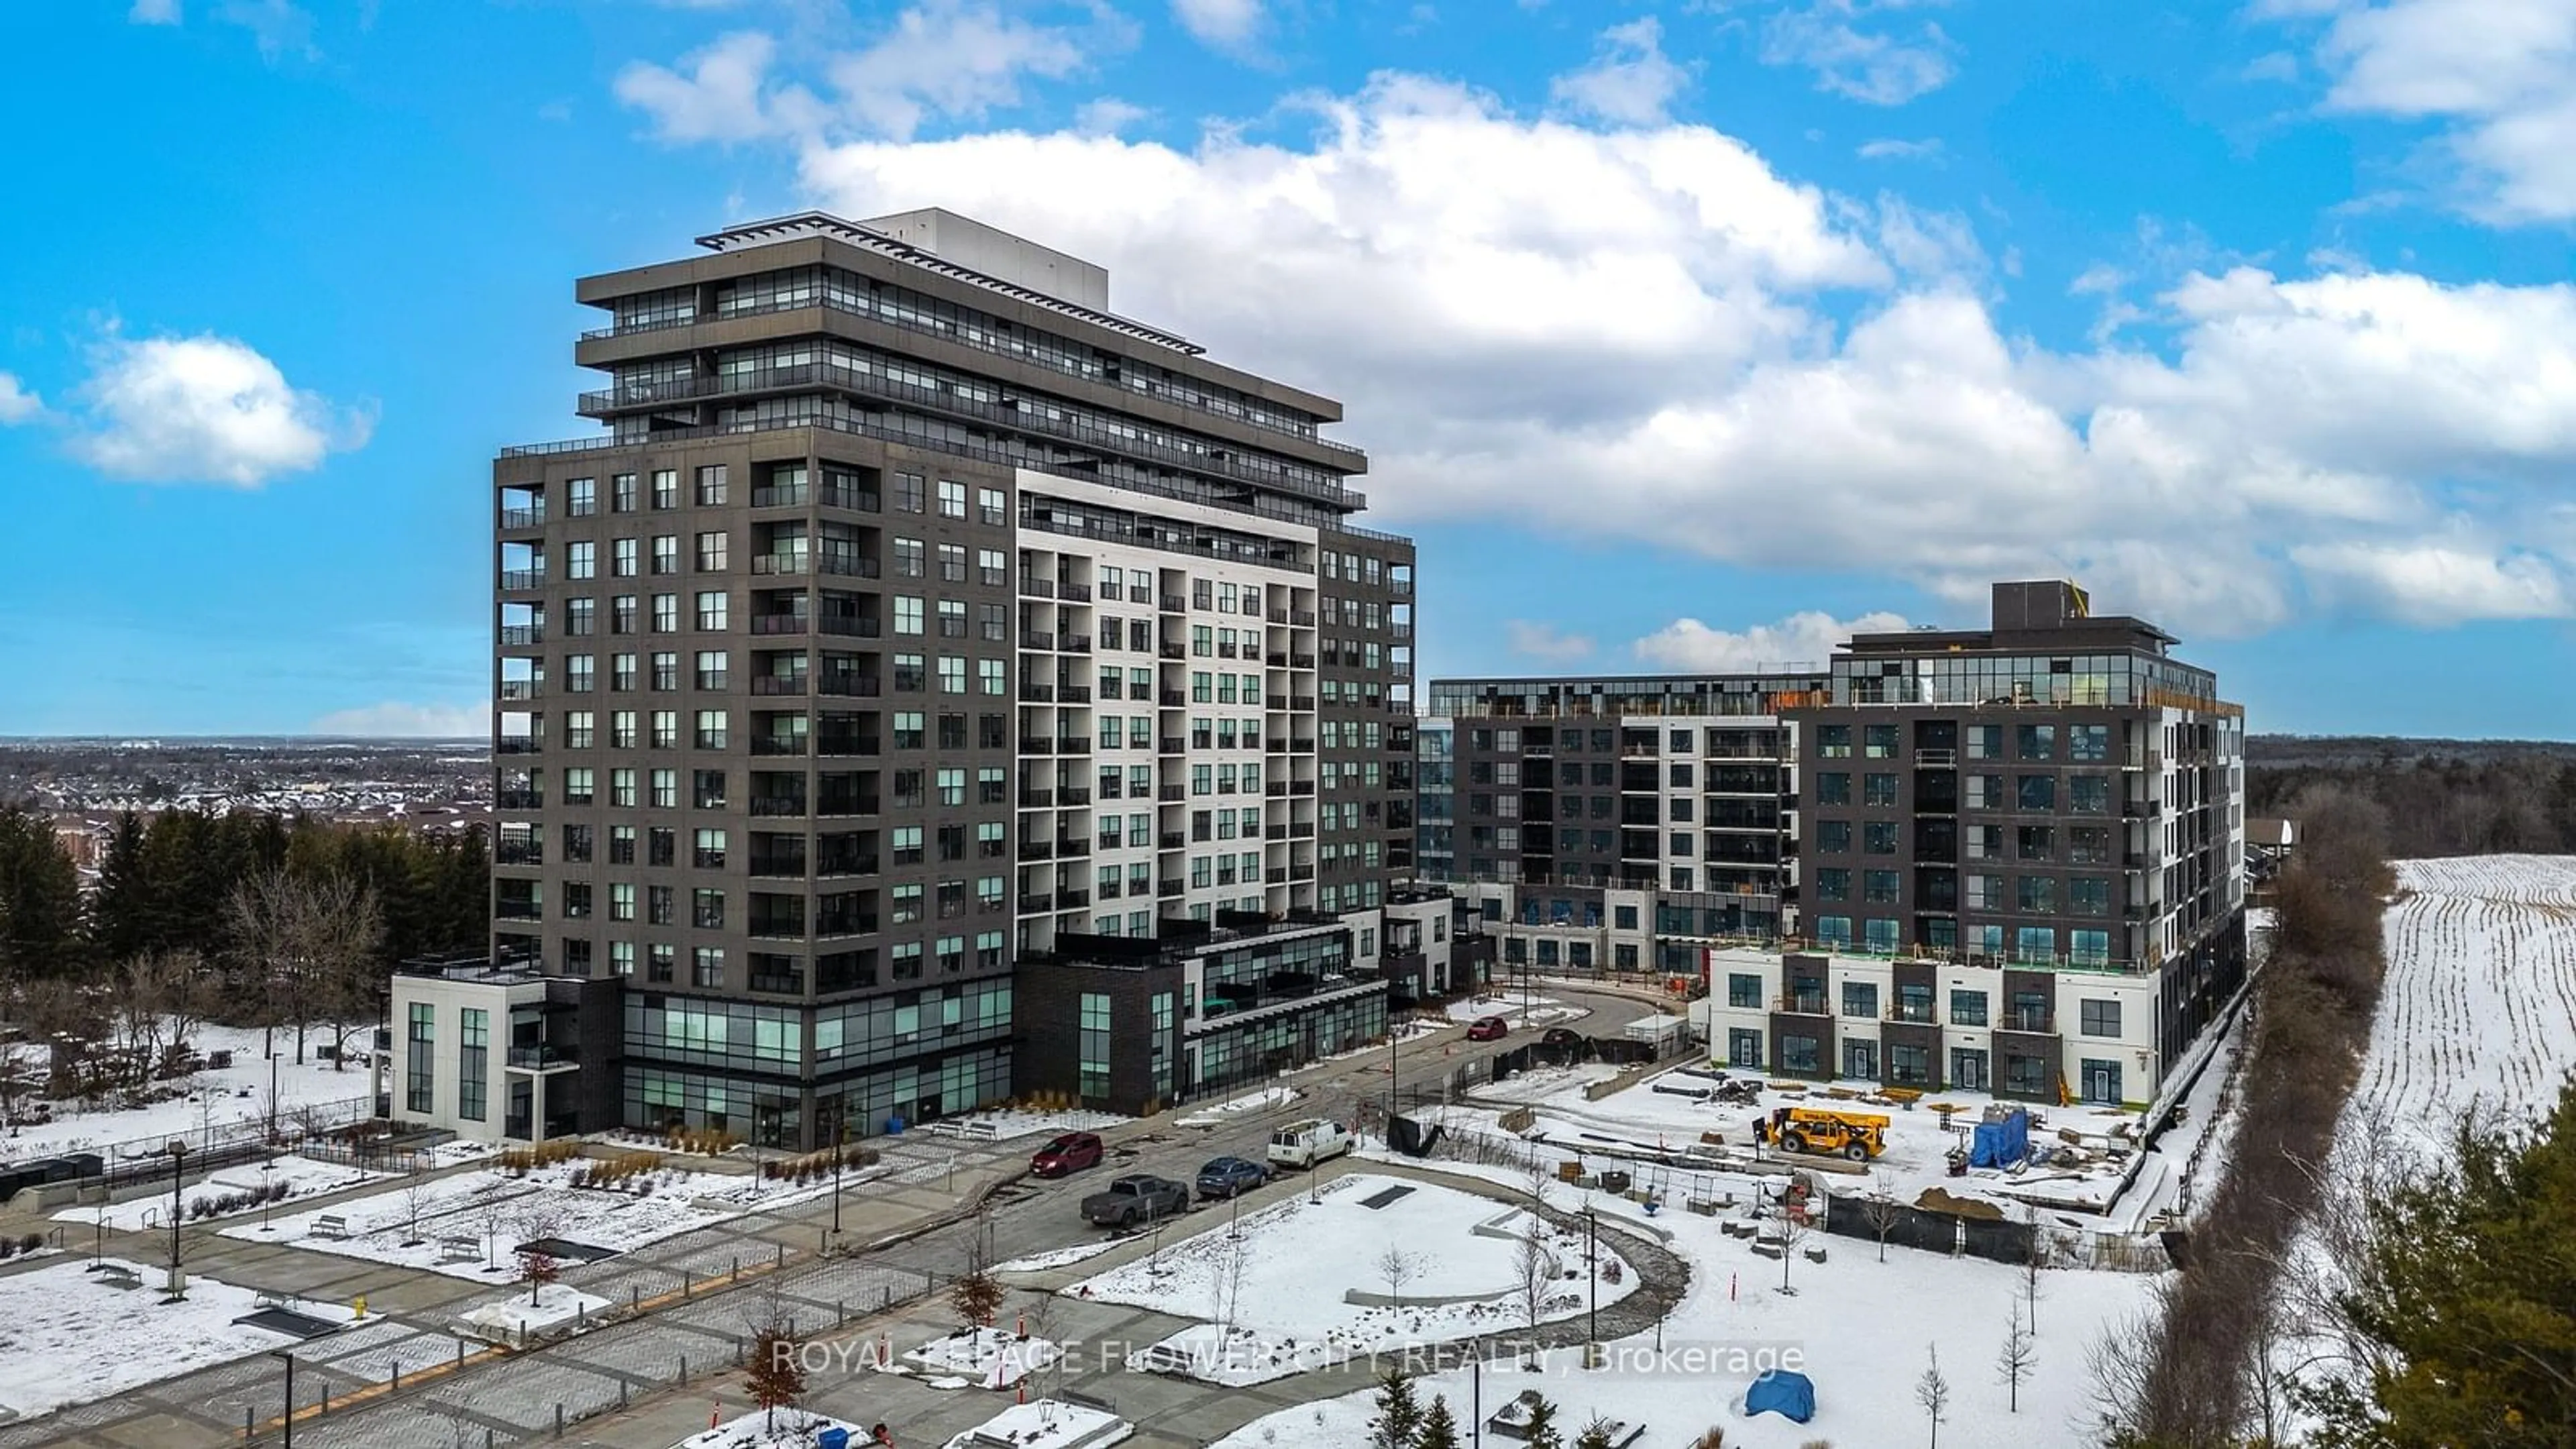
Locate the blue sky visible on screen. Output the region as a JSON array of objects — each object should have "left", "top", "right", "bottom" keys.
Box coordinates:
[{"left": 4, "top": 0, "right": 2574, "bottom": 737}]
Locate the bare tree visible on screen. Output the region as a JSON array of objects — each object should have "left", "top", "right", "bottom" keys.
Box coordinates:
[
  {"left": 1376, "top": 1244, "right": 1421, "bottom": 1304},
  {"left": 1774, "top": 1183, "right": 1811, "bottom": 1293},
  {"left": 1996, "top": 1297, "right": 2036, "bottom": 1413},
  {"left": 224, "top": 871, "right": 382, "bottom": 1067},
  {"left": 1860, "top": 1170, "right": 1903, "bottom": 1263},
  {"left": 1915, "top": 1342, "right": 1951, "bottom": 1448},
  {"left": 1513, "top": 1219, "right": 1553, "bottom": 1331},
  {"left": 2021, "top": 1203, "right": 2045, "bottom": 1334},
  {"left": 398, "top": 1168, "right": 437, "bottom": 1244},
  {"left": 1217, "top": 1232, "right": 1250, "bottom": 1333}
]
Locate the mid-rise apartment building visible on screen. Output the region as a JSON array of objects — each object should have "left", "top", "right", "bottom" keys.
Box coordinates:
[
  {"left": 1426, "top": 672, "right": 1829, "bottom": 977},
  {"left": 1705, "top": 581, "right": 2246, "bottom": 1105},
  {"left": 466, "top": 210, "right": 1414, "bottom": 1147}
]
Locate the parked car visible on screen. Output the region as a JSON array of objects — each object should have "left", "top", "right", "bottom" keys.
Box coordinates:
[
  {"left": 1081, "top": 1174, "right": 1190, "bottom": 1227},
  {"left": 1194, "top": 1155, "right": 1270, "bottom": 1199},
  {"left": 1030, "top": 1131, "right": 1105, "bottom": 1178},
  {"left": 1465, "top": 1016, "right": 1510, "bottom": 1041},
  {"left": 1266, "top": 1118, "right": 1354, "bottom": 1171}
]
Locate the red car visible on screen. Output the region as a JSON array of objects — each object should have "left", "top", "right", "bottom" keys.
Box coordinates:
[
  {"left": 1465, "top": 1016, "right": 1510, "bottom": 1042},
  {"left": 1030, "top": 1131, "right": 1105, "bottom": 1178}
]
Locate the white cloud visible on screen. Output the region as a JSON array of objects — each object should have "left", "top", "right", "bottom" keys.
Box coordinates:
[
  {"left": 1172, "top": 0, "right": 1264, "bottom": 53},
  {"left": 217, "top": 0, "right": 317, "bottom": 60},
  {"left": 69, "top": 332, "right": 372, "bottom": 486},
  {"left": 1551, "top": 17, "right": 1693, "bottom": 126},
  {"left": 1762, "top": 2, "right": 1957, "bottom": 107},
  {"left": 618, "top": 2, "right": 1109, "bottom": 144},
  {"left": 1633, "top": 610, "right": 1910, "bottom": 672},
  {"left": 1857, "top": 136, "right": 1943, "bottom": 160},
  {"left": 1075, "top": 97, "right": 1150, "bottom": 135},
  {"left": 2269, "top": 0, "right": 2576, "bottom": 221},
  {"left": 310, "top": 700, "right": 489, "bottom": 738},
  {"left": 0, "top": 372, "right": 40, "bottom": 425},
  {"left": 2289, "top": 540, "right": 2569, "bottom": 624},
  {"left": 629, "top": 66, "right": 2576, "bottom": 633},
  {"left": 129, "top": 0, "right": 180, "bottom": 23},
  {"left": 2240, "top": 50, "right": 2302, "bottom": 83},
  {"left": 1505, "top": 621, "right": 1597, "bottom": 662},
  {"left": 616, "top": 31, "right": 809, "bottom": 143}
]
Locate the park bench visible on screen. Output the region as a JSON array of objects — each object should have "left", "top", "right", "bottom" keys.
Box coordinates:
[{"left": 311, "top": 1215, "right": 350, "bottom": 1241}]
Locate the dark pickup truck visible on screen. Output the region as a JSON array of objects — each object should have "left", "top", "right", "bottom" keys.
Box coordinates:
[{"left": 1079, "top": 1174, "right": 1190, "bottom": 1228}]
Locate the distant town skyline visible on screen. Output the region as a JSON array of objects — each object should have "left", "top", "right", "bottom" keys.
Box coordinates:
[{"left": 5, "top": 3, "right": 2576, "bottom": 738}]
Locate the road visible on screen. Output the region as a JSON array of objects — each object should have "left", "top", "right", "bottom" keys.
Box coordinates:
[{"left": 0, "top": 986, "right": 1665, "bottom": 1448}]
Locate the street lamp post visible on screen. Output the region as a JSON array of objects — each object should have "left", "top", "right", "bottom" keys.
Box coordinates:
[
  {"left": 260, "top": 1161, "right": 276, "bottom": 1233},
  {"left": 271, "top": 1350, "right": 295, "bottom": 1449},
  {"left": 830, "top": 1120, "right": 849, "bottom": 1246},
  {"left": 1585, "top": 1208, "right": 1599, "bottom": 1364},
  {"left": 164, "top": 1138, "right": 187, "bottom": 1297}
]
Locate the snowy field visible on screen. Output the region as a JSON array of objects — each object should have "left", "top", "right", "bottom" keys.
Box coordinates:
[
  {"left": 1071, "top": 1173, "right": 1631, "bottom": 1386},
  {"left": 995, "top": 1238, "right": 1126, "bottom": 1275},
  {"left": 0, "top": 1024, "right": 376, "bottom": 1166},
  {"left": 458, "top": 1283, "right": 612, "bottom": 1341},
  {"left": 222, "top": 1158, "right": 832, "bottom": 1279},
  {"left": 0, "top": 1257, "right": 367, "bottom": 1421},
  {"left": 943, "top": 1399, "right": 1132, "bottom": 1449},
  {"left": 2349, "top": 855, "right": 2576, "bottom": 1155},
  {"left": 1208, "top": 1161, "right": 2154, "bottom": 1449},
  {"left": 56, "top": 1153, "right": 390, "bottom": 1233}
]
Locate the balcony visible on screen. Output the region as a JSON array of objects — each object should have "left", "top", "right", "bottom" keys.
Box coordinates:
[
  {"left": 1020, "top": 682, "right": 1056, "bottom": 703},
  {"left": 1022, "top": 739, "right": 1055, "bottom": 755},
  {"left": 1059, "top": 685, "right": 1092, "bottom": 704},
  {"left": 1160, "top": 643, "right": 1186, "bottom": 661},
  {"left": 1159, "top": 784, "right": 1186, "bottom": 802},
  {"left": 752, "top": 555, "right": 812, "bottom": 577},
  {"left": 818, "top": 614, "right": 881, "bottom": 639},
  {"left": 1161, "top": 736, "right": 1185, "bottom": 755},
  {"left": 494, "top": 900, "right": 542, "bottom": 922},
  {"left": 818, "top": 484, "right": 879, "bottom": 513},
  {"left": 1774, "top": 994, "right": 1829, "bottom": 1016},
  {"left": 1268, "top": 695, "right": 1289, "bottom": 710},
  {"left": 1268, "top": 608, "right": 1290, "bottom": 625},
  {"left": 2000, "top": 1011, "right": 2055, "bottom": 1034},
  {"left": 500, "top": 625, "right": 543, "bottom": 647},
  {"left": 1159, "top": 879, "right": 1185, "bottom": 898},
  {"left": 816, "top": 676, "right": 882, "bottom": 698},
  {"left": 496, "top": 737, "right": 541, "bottom": 755},
  {"left": 1059, "top": 888, "right": 1090, "bottom": 909},
  {"left": 506, "top": 1045, "right": 580, "bottom": 1071},
  {"left": 1063, "top": 635, "right": 1092, "bottom": 653},
  {"left": 751, "top": 614, "right": 812, "bottom": 636},
  {"left": 1161, "top": 831, "right": 1186, "bottom": 849},
  {"left": 819, "top": 556, "right": 881, "bottom": 578},
  {"left": 1022, "top": 578, "right": 1057, "bottom": 599},
  {"left": 1886, "top": 1005, "right": 1937, "bottom": 1026},
  {"left": 1019, "top": 841, "right": 1055, "bottom": 861},
  {"left": 499, "top": 505, "right": 545, "bottom": 530},
  {"left": 1267, "top": 782, "right": 1287, "bottom": 798},
  {"left": 1059, "top": 785, "right": 1092, "bottom": 805},
  {"left": 1161, "top": 690, "right": 1187, "bottom": 707},
  {"left": 1161, "top": 594, "right": 1185, "bottom": 612},
  {"left": 1291, "top": 654, "right": 1316, "bottom": 669},
  {"left": 751, "top": 796, "right": 810, "bottom": 818},
  {"left": 495, "top": 843, "right": 543, "bottom": 866},
  {"left": 1020, "top": 788, "right": 1055, "bottom": 808},
  {"left": 752, "top": 676, "right": 810, "bottom": 696},
  {"left": 1057, "top": 737, "right": 1092, "bottom": 755},
  {"left": 1055, "top": 838, "right": 1091, "bottom": 859},
  {"left": 814, "top": 792, "right": 878, "bottom": 818},
  {"left": 497, "top": 678, "right": 541, "bottom": 703},
  {"left": 751, "top": 484, "right": 808, "bottom": 508},
  {"left": 816, "top": 849, "right": 877, "bottom": 878},
  {"left": 496, "top": 788, "right": 543, "bottom": 810},
  {"left": 750, "top": 851, "right": 808, "bottom": 878},
  {"left": 816, "top": 733, "right": 879, "bottom": 757},
  {"left": 752, "top": 735, "right": 809, "bottom": 756},
  {"left": 1293, "top": 610, "right": 1317, "bottom": 627},
  {"left": 1024, "top": 631, "right": 1057, "bottom": 651},
  {"left": 2123, "top": 798, "right": 2163, "bottom": 818},
  {"left": 1021, "top": 894, "right": 1055, "bottom": 914},
  {"left": 814, "top": 911, "right": 879, "bottom": 938}
]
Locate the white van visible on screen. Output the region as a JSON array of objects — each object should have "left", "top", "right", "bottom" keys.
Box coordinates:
[{"left": 1266, "top": 1118, "right": 1353, "bottom": 1170}]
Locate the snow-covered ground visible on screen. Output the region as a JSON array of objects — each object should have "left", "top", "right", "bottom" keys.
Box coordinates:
[
  {"left": 675, "top": 1409, "right": 870, "bottom": 1449},
  {"left": 1208, "top": 1160, "right": 2154, "bottom": 1449},
  {"left": 0, "top": 1256, "right": 368, "bottom": 1421},
  {"left": 922, "top": 1108, "right": 1130, "bottom": 1144},
  {"left": 1071, "top": 1173, "right": 1631, "bottom": 1386},
  {"left": 1460, "top": 1055, "right": 2174, "bottom": 1230},
  {"left": 2348, "top": 855, "right": 2576, "bottom": 1155},
  {"left": 0, "top": 1024, "right": 378, "bottom": 1167},
  {"left": 1174, "top": 1086, "right": 1300, "bottom": 1128},
  {"left": 55, "top": 1153, "right": 390, "bottom": 1233},
  {"left": 900, "top": 1326, "right": 1062, "bottom": 1389},
  {"left": 996, "top": 1239, "right": 1126, "bottom": 1275},
  {"left": 222, "top": 1158, "right": 833, "bottom": 1279},
  {"left": 942, "top": 1400, "right": 1132, "bottom": 1449},
  {"left": 1443, "top": 992, "right": 1591, "bottom": 1028},
  {"left": 458, "top": 1283, "right": 612, "bottom": 1341}
]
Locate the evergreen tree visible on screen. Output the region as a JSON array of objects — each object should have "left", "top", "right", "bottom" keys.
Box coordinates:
[
  {"left": 1369, "top": 1369, "right": 1424, "bottom": 1449},
  {"left": 0, "top": 806, "right": 83, "bottom": 979},
  {"left": 1574, "top": 1416, "right": 1619, "bottom": 1449},
  {"left": 1416, "top": 1395, "right": 1461, "bottom": 1449},
  {"left": 2304, "top": 1082, "right": 2576, "bottom": 1447},
  {"left": 1521, "top": 1394, "right": 1561, "bottom": 1449},
  {"left": 87, "top": 812, "right": 150, "bottom": 962}
]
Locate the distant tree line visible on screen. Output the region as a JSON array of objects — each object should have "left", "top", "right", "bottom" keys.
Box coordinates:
[
  {"left": 2249, "top": 741, "right": 2576, "bottom": 859},
  {"left": 0, "top": 805, "right": 485, "bottom": 1055}
]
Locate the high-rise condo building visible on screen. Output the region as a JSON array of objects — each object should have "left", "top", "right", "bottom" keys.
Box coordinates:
[{"left": 451, "top": 210, "right": 1415, "bottom": 1148}]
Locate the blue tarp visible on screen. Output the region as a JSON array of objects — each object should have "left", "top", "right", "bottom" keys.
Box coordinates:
[
  {"left": 1746, "top": 1369, "right": 1816, "bottom": 1423},
  {"left": 1970, "top": 1107, "right": 2031, "bottom": 1169}
]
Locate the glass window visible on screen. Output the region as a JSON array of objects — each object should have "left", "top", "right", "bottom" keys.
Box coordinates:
[
  {"left": 2017, "top": 723, "right": 2056, "bottom": 760},
  {"left": 1949, "top": 989, "right": 1988, "bottom": 1026},
  {"left": 2080, "top": 998, "right": 2122, "bottom": 1036},
  {"left": 1815, "top": 772, "right": 1851, "bottom": 806},
  {"left": 2017, "top": 775, "right": 2056, "bottom": 811}
]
